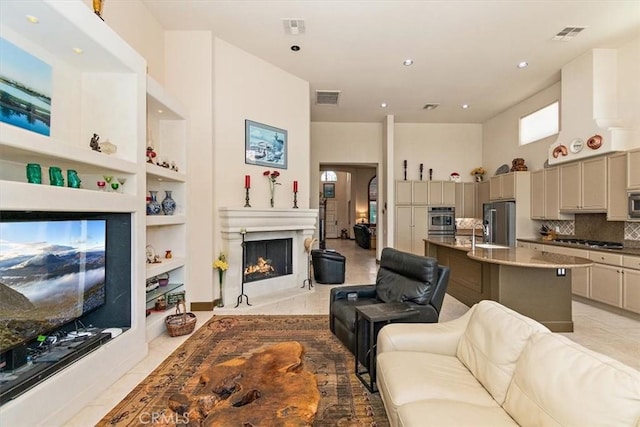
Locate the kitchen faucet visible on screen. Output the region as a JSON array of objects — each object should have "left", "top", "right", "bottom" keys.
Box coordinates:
[{"left": 471, "top": 222, "right": 487, "bottom": 250}]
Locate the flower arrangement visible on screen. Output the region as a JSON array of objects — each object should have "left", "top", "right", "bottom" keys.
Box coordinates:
[
  {"left": 471, "top": 167, "right": 486, "bottom": 182},
  {"left": 213, "top": 252, "right": 229, "bottom": 307},
  {"left": 263, "top": 170, "right": 281, "bottom": 207}
]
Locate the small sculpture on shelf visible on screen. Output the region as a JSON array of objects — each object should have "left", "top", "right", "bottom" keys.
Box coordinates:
[
  {"left": 67, "top": 170, "right": 81, "bottom": 188},
  {"left": 146, "top": 146, "right": 157, "bottom": 164},
  {"left": 90, "top": 133, "right": 101, "bottom": 152}
]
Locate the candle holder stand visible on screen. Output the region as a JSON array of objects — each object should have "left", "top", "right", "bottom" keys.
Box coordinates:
[
  {"left": 244, "top": 188, "right": 251, "bottom": 208},
  {"left": 293, "top": 191, "right": 299, "bottom": 209}
]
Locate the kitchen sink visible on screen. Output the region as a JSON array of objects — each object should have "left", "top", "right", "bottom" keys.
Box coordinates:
[{"left": 475, "top": 243, "right": 511, "bottom": 249}]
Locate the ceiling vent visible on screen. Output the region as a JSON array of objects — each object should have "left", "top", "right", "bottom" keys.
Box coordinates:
[
  {"left": 316, "top": 90, "right": 341, "bottom": 105},
  {"left": 283, "top": 19, "right": 305, "bottom": 35},
  {"left": 552, "top": 26, "right": 586, "bottom": 41},
  {"left": 423, "top": 103, "right": 439, "bottom": 110}
]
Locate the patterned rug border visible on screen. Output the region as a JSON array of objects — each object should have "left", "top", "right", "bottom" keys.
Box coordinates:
[{"left": 99, "top": 314, "right": 390, "bottom": 426}]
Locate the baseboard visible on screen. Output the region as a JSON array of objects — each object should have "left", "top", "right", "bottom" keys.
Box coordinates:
[{"left": 191, "top": 301, "right": 215, "bottom": 311}]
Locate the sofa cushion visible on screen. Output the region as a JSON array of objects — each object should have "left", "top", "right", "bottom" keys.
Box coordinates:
[
  {"left": 398, "top": 400, "right": 519, "bottom": 427},
  {"left": 375, "top": 249, "right": 438, "bottom": 304},
  {"left": 456, "top": 300, "right": 550, "bottom": 405},
  {"left": 503, "top": 333, "right": 640, "bottom": 427},
  {"left": 377, "top": 351, "right": 500, "bottom": 426}
]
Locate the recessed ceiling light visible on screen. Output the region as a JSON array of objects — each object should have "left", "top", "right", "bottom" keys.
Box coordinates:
[
  {"left": 423, "top": 103, "right": 439, "bottom": 110},
  {"left": 462, "top": 104, "right": 470, "bottom": 109},
  {"left": 381, "top": 102, "right": 388, "bottom": 108},
  {"left": 25, "top": 15, "right": 39, "bottom": 24},
  {"left": 517, "top": 61, "right": 529, "bottom": 69},
  {"left": 403, "top": 59, "right": 414, "bottom": 66},
  {"left": 72, "top": 47, "right": 83, "bottom": 54},
  {"left": 157, "top": 109, "right": 164, "bottom": 114},
  {"left": 290, "top": 45, "right": 301, "bottom": 52}
]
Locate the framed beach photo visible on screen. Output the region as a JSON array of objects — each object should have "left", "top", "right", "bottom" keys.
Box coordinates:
[
  {"left": 245, "top": 119, "right": 287, "bottom": 169},
  {"left": 323, "top": 183, "right": 335, "bottom": 198}
]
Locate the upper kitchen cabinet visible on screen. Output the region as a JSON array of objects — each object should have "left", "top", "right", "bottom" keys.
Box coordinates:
[
  {"left": 428, "top": 180, "right": 455, "bottom": 206},
  {"left": 560, "top": 157, "right": 607, "bottom": 212},
  {"left": 490, "top": 172, "right": 529, "bottom": 201},
  {"left": 395, "top": 180, "right": 429, "bottom": 205},
  {"left": 455, "top": 182, "right": 476, "bottom": 218},
  {"left": 530, "top": 168, "right": 573, "bottom": 220},
  {"left": 475, "top": 181, "right": 490, "bottom": 219},
  {"left": 607, "top": 152, "right": 628, "bottom": 221},
  {"left": 628, "top": 148, "right": 640, "bottom": 190}
]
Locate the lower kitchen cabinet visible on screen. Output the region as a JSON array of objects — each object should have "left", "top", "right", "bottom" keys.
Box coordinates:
[{"left": 590, "top": 263, "right": 623, "bottom": 307}]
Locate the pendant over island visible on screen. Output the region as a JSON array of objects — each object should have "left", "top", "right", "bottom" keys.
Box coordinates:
[{"left": 424, "top": 236, "right": 593, "bottom": 332}]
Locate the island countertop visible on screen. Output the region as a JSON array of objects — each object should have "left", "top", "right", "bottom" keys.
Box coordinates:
[{"left": 424, "top": 236, "right": 593, "bottom": 269}]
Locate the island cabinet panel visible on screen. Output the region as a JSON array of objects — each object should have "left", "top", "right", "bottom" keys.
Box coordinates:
[{"left": 436, "top": 246, "right": 488, "bottom": 306}]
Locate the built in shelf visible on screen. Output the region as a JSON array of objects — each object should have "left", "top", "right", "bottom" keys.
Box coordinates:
[
  {"left": 145, "top": 282, "right": 184, "bottom": 305},
  {"left": 146, "top": 257, "right": 186, "bottom": 279},
  {"left": 146, "top": 214, "right": 186, "bottom": 226},
  {"left": 0, "top": 181, "right": 138, "bottom": 212},
  {"left": 0, "top": 125, "right": 138, "bottom": 175},
  {"left": 146, "top": 163, "right": 186, "bottom": 182}
]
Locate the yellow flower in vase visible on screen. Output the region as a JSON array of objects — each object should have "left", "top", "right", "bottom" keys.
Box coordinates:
[{"left": 213, "top": 253, "right": 229, "bottom": 307}]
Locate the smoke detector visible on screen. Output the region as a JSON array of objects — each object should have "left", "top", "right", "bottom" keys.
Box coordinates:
[
  {"left": 552, "top": 26, "right": 586, "bottom": 41},
  {"left": 283, "top": 19, "right": 305, "bottom": 35},
  {"left": 423, "top": 103, "right": 439, "bottom": 110},
  {"left": 316, "top": 90, "right": 341, "bottom": 105}
]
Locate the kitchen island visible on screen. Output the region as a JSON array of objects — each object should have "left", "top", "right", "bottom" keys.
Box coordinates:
[{"left": 425, "top": 236, "right": 593, "bottom": 332}]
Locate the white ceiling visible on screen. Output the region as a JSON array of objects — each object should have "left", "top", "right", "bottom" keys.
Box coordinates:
[{"left": 141, "top": 0, "right": 640, "bottom": 124}]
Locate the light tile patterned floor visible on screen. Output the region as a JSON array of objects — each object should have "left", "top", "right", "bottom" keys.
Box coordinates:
[{"left": 65, "top": 239, "right": 640, "bottom": 426}]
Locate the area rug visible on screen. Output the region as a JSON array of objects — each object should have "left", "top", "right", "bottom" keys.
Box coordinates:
[{"left": 98, "top": 315, "right": 390, "bottom": 426}]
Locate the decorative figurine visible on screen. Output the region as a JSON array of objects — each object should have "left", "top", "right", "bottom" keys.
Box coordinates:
[
  {"left": 403, "top": 160, "right": 407, "bottom": 181},
  {"left": 429, "top": 168, "right": 433, "bottom": 181},
  {"left": 90, "top": 133, "right": 101, "bottom": 151},
  {"left": 146, "top": 146, "right": 157, "bottom": 164},
  {"left": 26, "top": 163, "right": 42, "bottom": 184},
  {"left": 67, "top": 170, "right": 81, "bottom": 188},
  {"left": 419, "top": 163, "right": 424, "bottom": 181},
  {"left": 49, "top": 166, "right": 64, "bottom": 186}
]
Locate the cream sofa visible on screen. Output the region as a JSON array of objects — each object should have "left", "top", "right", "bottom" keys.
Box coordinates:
[{"left": 376, "top": 300, "right": 640, "bottom": 427}]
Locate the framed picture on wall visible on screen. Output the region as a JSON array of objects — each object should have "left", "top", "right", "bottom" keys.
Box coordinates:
[
  {"left": 245, "top": 119, "right": 287, "bottom": 169},
  {"left": 323, "top": 183, "right": 335, "bottom": 198}
]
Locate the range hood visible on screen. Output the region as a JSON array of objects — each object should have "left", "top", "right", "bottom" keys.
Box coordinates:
[{"left": 549, "top": 47, "right": 639, "bottom": 165}]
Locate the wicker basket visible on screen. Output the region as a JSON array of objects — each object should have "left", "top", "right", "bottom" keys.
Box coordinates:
[{"left": 165, "top": 301, "right": 197, "bottom": 337}]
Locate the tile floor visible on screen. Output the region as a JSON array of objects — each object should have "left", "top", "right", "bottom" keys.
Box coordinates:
[{"left": 65, "top": 239, "right": 640, "bottom": 426}]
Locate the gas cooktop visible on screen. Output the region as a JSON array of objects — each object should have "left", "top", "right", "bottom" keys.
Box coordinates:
[{"left": 554, "top": 238, "right": 624, "bottom": 250}]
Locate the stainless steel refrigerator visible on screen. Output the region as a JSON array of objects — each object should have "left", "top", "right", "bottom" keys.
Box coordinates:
[{"left": 483, "top": 201, "right": 516, "bottom": 246}]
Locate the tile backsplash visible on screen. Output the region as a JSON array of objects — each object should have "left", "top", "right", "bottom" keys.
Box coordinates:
[{"left": 537, "top": 214, "right": 640, "bottom": 248}]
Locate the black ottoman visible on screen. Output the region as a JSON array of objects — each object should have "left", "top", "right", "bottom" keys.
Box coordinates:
[{"left": 311, "top": 249, "right": 346, "bottom": 284}]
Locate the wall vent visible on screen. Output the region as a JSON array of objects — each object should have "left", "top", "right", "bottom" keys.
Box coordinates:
[
  {"left": 283, "top": 19, "right": 305, "bottom": 35},
  {"left": 316, "top": 90, "right": 341, "bottom": 105},
  {"left": 552, "top": 26, "right": 586, "bottom": 41},
  {"left": 423, "top": 103, "right": 439, "bottom": 110}
]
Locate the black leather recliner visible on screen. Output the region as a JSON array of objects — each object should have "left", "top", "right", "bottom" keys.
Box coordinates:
[
  {"left": 329, "top": 247, "right": 450, "bottom": 367},
  {"left": 311, "top": 249, "right": 346, "bottom": 284},
  {"left": 353, "top": 224, "right": 371, "bottom": 249}
]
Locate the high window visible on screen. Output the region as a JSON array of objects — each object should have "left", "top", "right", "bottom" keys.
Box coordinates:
[
  {"left": 519, "top": 101, "right": 559, "bottom": 145},
  {"left": 320, "top": 171, "right": 337, "bottom": 182}
]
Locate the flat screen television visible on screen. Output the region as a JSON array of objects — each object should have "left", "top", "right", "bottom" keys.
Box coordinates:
[{"left": 0, "top": 217, "right": 107, "bottom": 354}]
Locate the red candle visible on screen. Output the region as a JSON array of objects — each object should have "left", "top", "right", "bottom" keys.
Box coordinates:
[
  {"left": 293, "top": 180, "right": 298, "bottom": 192},
  {"left": 245, "top": 175, "right": 250, "bottom": 189}
]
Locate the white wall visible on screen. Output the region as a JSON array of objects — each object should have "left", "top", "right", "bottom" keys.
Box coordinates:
[
  {"left": 165, "top": 31, "right": 215, "bottom": 303},
  {"left": 482, "top": 83, "right": 560, "bottom": 175},
  {"left": 83, "top": 0, "right": 165, "bottom": 83},
  {"left": 394, "top": 123, "right": 483, "bottom": 182}
]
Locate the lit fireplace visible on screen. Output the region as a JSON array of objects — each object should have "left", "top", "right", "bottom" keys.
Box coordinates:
[{"left": 243, "top": 238, "right": 293, "bottom": 283}]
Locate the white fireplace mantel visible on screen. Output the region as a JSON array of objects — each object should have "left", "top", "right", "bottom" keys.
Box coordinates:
[
  {"left": 218, "top": 207, "right": 318, "bottom": 307},
  {"left": 219, "top": 207, "right": 318, "bottom": 234}
]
